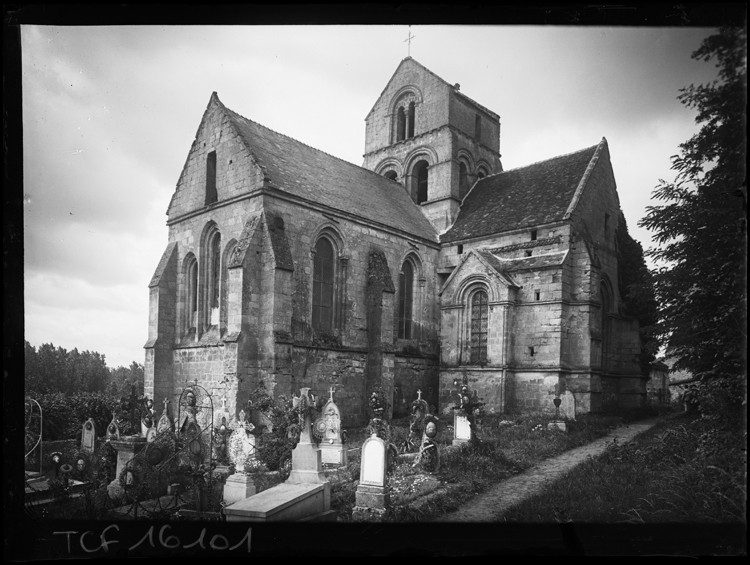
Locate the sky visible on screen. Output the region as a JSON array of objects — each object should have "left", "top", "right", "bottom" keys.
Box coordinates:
[{"left": 21, "top": 24, "right": 725, "bottom": 369}]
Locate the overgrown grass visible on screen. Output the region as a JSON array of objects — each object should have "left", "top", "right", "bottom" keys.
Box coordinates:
[
  {"left": 499, "top": 412, "right": 746, "bottom": 523},
  {"left": 330, "top": 409, "right": 642, "bottom": 522}
]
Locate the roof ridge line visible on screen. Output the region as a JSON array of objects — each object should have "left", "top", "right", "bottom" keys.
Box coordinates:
[
  {"left": 226, "top": 104, "right": 386, "bottom": 178},
  {"left": 500, "top": 143, "right": 600, "bottom": 174},
  {"left": 225, "top": 103, "right": 441, "bottom": 234},
  {"left": 563, "top": 138, "right": 607, "bottom": 220}
]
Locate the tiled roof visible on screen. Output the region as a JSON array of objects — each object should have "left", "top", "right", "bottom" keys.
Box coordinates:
[
  {"left": 442, "top": 142, "right": 602, "bottom": 243},
  {"left": 222, "top": 103, "right": 438, "bottom": 243},
  {"left": 477, "top": 250, "right": 567, "bottom": 272}
]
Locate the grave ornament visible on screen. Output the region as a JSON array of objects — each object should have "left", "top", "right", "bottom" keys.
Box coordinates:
[
  {"left": 415, "top": 413, "right": 440, "bottom": 472},
  {"left": 106, "top": 411, "right": 120, "bottom": 441},
  {"left": 407, "top": 389, "right": 429, "bottom": 452},
  {"left": 227, "top": 410, "right": 257, "bottom": 473},
  {"left": 157, "top": 398, "right": 172, "bottom": 434},
  {"left": 451, "top": 379, "right": 484, "bottom": 446},
  {"left": 214, "top": 415, "right": 232, "bottom": 466},
  {"left": 366, "top": 387, "right": 391, "bottom": 443},
  {"left": 316, "top": 387, "right": 348, "bottom": 466}
]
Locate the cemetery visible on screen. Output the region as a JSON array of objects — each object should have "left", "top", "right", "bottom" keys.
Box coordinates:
[{"left": 23, "top": 378, "right": 648, "bottom": 523}]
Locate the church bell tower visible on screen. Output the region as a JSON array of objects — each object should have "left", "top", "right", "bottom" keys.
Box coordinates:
[{"left": 362, "top": 57, "right": 502, "bottom": 232}]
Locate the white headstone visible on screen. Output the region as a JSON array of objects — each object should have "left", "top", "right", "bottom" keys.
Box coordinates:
[
  {"left": 360, "top": 434, "right": 386, "bottom": 487},
  {"left": 455, "top": 414, "right": 471, "bottom": 440}
]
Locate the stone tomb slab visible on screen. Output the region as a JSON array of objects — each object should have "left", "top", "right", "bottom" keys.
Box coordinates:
[{"left": 224, "top": 482, "right": 331, "bottom": 522}]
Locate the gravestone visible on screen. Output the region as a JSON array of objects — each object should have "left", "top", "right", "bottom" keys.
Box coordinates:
[
  {"left": 560, "top": 390, "right": 576, "bottom": 420},
  {"left": 547, "top": 397, "right": 567, "bottom": 432},
  {"left": 81, "top": 418, "right": 97, "bottom": 454},
  {"left": 352, "top": 434, "right": 389, "bottom": 522},
  {"left": 453, "top": 413, "right": 472, "bottom": 445},
  {"left": 223, "top": 410, "right": 258, "bottom": 505},
  {"left": 316, "top": 388, "right": 347, "bottom": 467}
]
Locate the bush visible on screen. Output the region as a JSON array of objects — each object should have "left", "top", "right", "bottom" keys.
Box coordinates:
[
  {"left": 248, "top": 388, "right": 298, "bottom": 471},
  {"left": 34, "top": 392, "right": 119, "bottom": 441},
  {"left": 696, "top": 374, "right": 745, "bottom": 425}
]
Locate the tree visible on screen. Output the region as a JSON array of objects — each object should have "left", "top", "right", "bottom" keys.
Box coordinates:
[
  {"left": 25, "top": 341, "right": 114, "bottom": 395},
  {"left": 108, "top": 361, "right": 144, "bottom": 398},
  {"left": 616, "top": 212, "right": 660, "bottom": 377},
  {"left": 639, "top": 27, "right": 746, "bottom": 418}
]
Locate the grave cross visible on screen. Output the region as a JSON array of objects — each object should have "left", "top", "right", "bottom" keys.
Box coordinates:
[
  {"left": 124, "top": 385, "right": 140, "bottom": 429},
  {"left": 404, "top": 26, "right": 415, "bottom": 56},
  {"left": 417, "top": 389, "right": 422, "bottom": 401},
  {"left": 329, "top": 387, "right": 336, "bottom": 401}
]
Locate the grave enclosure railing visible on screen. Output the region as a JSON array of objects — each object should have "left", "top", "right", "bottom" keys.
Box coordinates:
[
  {"left": 117, "top": 385, "right": 217, "bottom": 519},
  {"left": 24, "top": 398, "right": 43, "bottom": 477}
]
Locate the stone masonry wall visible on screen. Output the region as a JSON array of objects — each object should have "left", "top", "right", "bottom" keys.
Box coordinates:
[
  {"left": 439, "top": 368, "right": 507, "bottom": 416},
  {"left": 393, "top": 354, "right": 440, "bottom": 417},
  {"left": 264, "top": 196, "right": 441, "bottom": 355}
]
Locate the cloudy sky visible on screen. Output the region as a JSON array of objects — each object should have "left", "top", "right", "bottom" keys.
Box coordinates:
[{"left": 21, "top": 24, "right": 723, "bottom": 368}]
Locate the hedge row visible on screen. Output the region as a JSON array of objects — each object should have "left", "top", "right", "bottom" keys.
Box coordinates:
[{"left": 27, "top": 392, "right": 120, "bottom": 442}]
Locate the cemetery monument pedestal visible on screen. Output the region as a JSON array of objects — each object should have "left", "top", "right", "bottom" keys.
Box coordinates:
[
  {"left": 110, "top": 436, "right": 148, "bottom": 479},
  {"left": 547, "top": 421, "right": 567, "bottom": 432},
  {"left": 223, "top": 473, "right": 257, "bottom": 506}
]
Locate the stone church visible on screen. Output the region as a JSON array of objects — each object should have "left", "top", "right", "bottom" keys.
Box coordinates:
[{"left": 145, "top": 57, "right": 645, "bottom": 426}]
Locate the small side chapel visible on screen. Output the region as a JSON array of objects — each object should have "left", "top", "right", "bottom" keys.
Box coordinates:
[{"left": 145, "top": 57, "right": 645, "bottom": 426}]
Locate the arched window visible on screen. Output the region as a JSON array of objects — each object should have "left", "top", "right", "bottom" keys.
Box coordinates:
[
  {"left": 398, "top": 261, "right": 414, "bottom": 339},
  {"left": 477, "top": 167, "right": 488, "bottom": 180},
  {"left": 407, "top": 101, "right": 415, "bottom": 139},
  {"left": 211, "top": 233, "right": 221, "bottom": 309},
  {"left": 391, "top": 92, "right": 418, "bottom": 144},
  {"left": 413, "top": 160, "right": 429, "bottom": 205},
  {"left": 459, "top": 162, "right": 469, "bottom": 198},
  {"left": 313, "top": 237, "right": 335, "bottom": 331},
  {"left": 202, "top": 228, "right": 221, "bottom": 328},
  {"left": 220, "top": 240, "right": 236, "bottom": 333},
  {"left": 384, "top": 170, "right": 398, "bottom": 182},
  {"left": 185, "top": 255, "right": 198, "bottom": 331},
  {"left": 469, "top": 290, "right": 488, "bottom": 364},
  {"left": 600, "top": 281, "right": 612, "bottom": 370},
  {"left": 397, "top": 107, "right": 406, "bottom": 142},
  {"left": 205, "top": 151, "right": 217, "bottom": 205}
]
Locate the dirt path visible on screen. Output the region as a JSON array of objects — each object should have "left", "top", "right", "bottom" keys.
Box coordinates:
[{"left": 433, "top": 415, "right": 669, "bottom": 522}]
